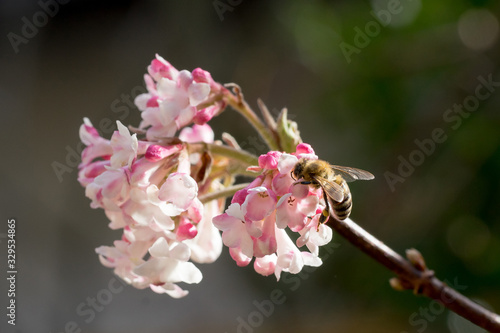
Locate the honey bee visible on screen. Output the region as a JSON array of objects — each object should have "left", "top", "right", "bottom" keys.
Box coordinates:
[{"left": 291, "top": 158, "right": 374, "bottom": 224}]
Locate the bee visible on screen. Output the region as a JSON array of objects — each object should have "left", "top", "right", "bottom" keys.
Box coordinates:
[{"left": 291, "top": 158, "right": 374, "bottom": 224}]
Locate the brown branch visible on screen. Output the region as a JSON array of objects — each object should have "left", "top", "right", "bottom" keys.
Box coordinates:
[{"left": 326, "top": 216, "right": 500, "bottom": 332}]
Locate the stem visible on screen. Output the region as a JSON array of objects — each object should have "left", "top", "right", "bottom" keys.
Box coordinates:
[
  {"left": 327, "top": 217, "right": 500, "bottom": 332},
  {"left": 206, "top": 143, "right": 259, "bottom": 166},
  {"left": 198, "top": 183, "right": 250, "bottom": 204},
  {"left": 224, "top": 88, "right": 280, "bottom": 151}
]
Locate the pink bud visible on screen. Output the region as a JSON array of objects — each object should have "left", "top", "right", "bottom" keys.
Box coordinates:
[
  {"left": 192, "top": 68, "right": 213, "bottom": 84},
  {"left": 254, "top": 255, "right": 277, "bottom": 276},
  {"left": 230, "top": 248, "right": 252, "bottom": 267},
  {"left": 148, "top": 54, "right": 178, "bottom": 81},
  {"left": 192, "top": 67, "right": 220, "bottom": 92},
  {"left": 193, "top": 104, "right": 221, "bottom": 125},
  {"left": 145, "top": 144, "right": 182, "bottom": 162},
  {"left": 146, "top": 96, "right": 159, "bottom": 108},
  {"left": 258, "top": 151, "right": 282, "bottom": 170},
  {"left": 176, "top": 218, "right": 198, "bottom": 241},
  {"left": 295, "top": 143, "right": 315, "bottom": 155}
]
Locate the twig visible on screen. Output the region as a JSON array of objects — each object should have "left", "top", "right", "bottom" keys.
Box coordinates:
[
  {"left": 198, "top": 183, "right": 250, "bottom": 204},
  {"left": 326, "top": 216, "right": 500, "bottom": 332},
  {"left": 223, "top": 84, "right": 280, "bottom": 151}
]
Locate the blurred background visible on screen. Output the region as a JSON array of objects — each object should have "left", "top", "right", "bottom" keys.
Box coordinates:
[{"left": 1, "top": 0, "right": 499, "bottom": 332}]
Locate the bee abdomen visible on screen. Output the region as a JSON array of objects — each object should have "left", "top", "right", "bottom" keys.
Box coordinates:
[{"left": 332, "top": 191, "right": 352, "bottom": 220}]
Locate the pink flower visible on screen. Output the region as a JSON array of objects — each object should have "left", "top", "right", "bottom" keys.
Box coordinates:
[
  {"left": 297, "top": 216, "right": 333, "bottom": 256},
  {"left": 145, "top": 143, "right": 183, "bottom": 162},
  {"left": 147, "top": 54, "right": 178, "bottom": 81},
  {"left": 184, "top": 200, "right": 223, "bottom": 263},
  {"left": 121, "top": 186, "right": 175, "bottom": 230},
  {"left": 179, "top": 124, "right": 214, "bottom": 143},
  {"left": 96, "top": 226, "right": 160, "bottom": 287},
  {"left": 276, "top": 193, "right": 318, "bottom": 232},
  {"left": 134, "top": 55, "right": 226, "bottom": 140},
  {"left": 294, "top": 143, "right": 315, "bottom": 156},
  {"left": 110, "top": 121, "right": 138, "bottom": 169},
  {"left": 79, "top": 55, "right": 336, "bottom": 297},
  {"left": 254, "top": 255, "right": 277, "bottom": 276},
  {"left": 79, "top": 118, "right": 112, "bottom": 167},
  {"left": 213, "top": 203, "right": 254, "bottom": 264},
  {"left": 252, "top": 211, "right": 277, "bottom": 257},
  {"left": 242, "top": 186, "right": 277, "bottom": 224},
  {"left": 258, "top": 151, "right": 282, "bottom": 170},
  {"left": 192, "top": 67, "right": 219, "bottom": 92},
  {"left": 274, "top": 227, "right": 322, "bottom": 280},
  {"left": 137, "top": 69, "right": 211, "bottom": 140},
  {"left": 78, "top": 160, "right": 110, "bottom": 187},
  {"left": 192, "top": 103, "right": 225, "bottom": 125},
  {"left": 133, "top": 237, "right": 203, "bottom": 298},
  {"left": 158, "top": 172, "right": 198, "bottom": 213},
  {"left": 128, "top": 158, "right": 170, "bottom": 188},
  {"left": 96, "top": 240, "right": 146, "bottom": 286},
  {"left": 85, "top": 168, "right": 130, "bottom": 211},
  {"left": 213, "top": 143, "right": 333, "bottom": 279}
]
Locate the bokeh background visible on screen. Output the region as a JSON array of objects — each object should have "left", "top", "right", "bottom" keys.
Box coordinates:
[{"left": 1, "top": 0, "right": 499, "bottom": 332}]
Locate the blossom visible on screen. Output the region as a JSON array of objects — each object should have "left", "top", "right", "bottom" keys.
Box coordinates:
[
  {"left": 85, "top": 168, "right": 130, "bottom": 211},
  {"left": 79, "top": 121, "right": 224, "bottom": 298},
  {"left": 179, "top": 124, "right": 214, "bottom": 143},
  {"left": 78, "top": 56, "right": 233, "bottom": 298},
  {"left": 79, "top": 55, "right": 334, "bottom": 298},
  {"left": 213, "top": 144, "right": 333, "bottom": 279},
  {"left": 134, "top": 55, "right": 226, "bottom": 140},
  {"left": 184, "top": 199, "right": 224, "bottom": 263},
  {"left": 133, "top": 237, "right": 203, "bottom": 298},
  {"left": 79, "top": 118, "right": 112, "bottom": 167},
  {"left": 110, "top": 121, "right": 138, "bottom": 169}
]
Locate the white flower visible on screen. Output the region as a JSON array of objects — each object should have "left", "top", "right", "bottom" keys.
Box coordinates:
[
  {"left": 133, "top": 237, "right": 203, "bottom": 298},
  {"left": 110, "top": 121, "right": 138, "bottom": 169}
]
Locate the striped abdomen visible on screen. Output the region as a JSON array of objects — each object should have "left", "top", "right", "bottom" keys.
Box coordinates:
[{"left": 331, "top": 177, "right": 352, "bottom": 220}]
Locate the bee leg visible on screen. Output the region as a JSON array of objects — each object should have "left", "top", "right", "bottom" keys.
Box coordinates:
[
  {"left": 318, "top": 191, "right": 330, "bottom": 230},
  {"left": 319, "top": 209, "right": 329, "bottom": 224}
]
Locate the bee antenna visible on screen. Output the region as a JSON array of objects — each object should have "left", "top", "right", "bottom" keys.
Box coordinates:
[{"left": 290, "top": 170, "right": 296, "bottom": 181}]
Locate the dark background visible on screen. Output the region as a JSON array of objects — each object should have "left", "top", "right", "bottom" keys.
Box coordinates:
[{"left": 1, "top": 1, "right": 499, "bottom": 332}]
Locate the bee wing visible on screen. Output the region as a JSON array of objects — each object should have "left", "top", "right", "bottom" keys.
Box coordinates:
[
  {"left": 311, "top": 175, "right": 345, "bottom": 202},
  {"left": 330, "top": 165, "right": 375, "bottom": 182}
]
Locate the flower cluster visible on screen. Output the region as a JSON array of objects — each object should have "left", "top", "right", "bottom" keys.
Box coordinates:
[
  {"left": 213, "top": 143, "right": 332, "bottom": 279},
  {"left": 134, "top": 54, "right": 225, "bottom": 141},
  {"left": 78, "top": 56, "right": 227, "bottom": 298},
  {"left": 78, "top": 54, "right": 334, "bottom": 298}
]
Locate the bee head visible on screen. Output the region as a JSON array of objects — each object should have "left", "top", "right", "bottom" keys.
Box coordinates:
[{"left": 291, "top": 159, "right": 305, "bottom": 180}]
